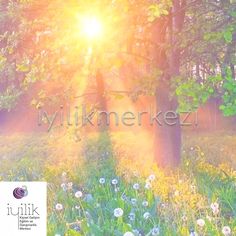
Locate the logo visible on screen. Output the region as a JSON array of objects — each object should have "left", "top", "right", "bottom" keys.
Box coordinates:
[
  {"left": 13, "top": 186, "right": 28, "bottom": 199},
  {"left": 0, "top": 182, "right": 47, "bottom": 236}
]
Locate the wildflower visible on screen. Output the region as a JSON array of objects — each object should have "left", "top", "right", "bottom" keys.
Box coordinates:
[
  {"left": 142, "top": 201, "right": 149, "bottom": 207},
  {"left": 72, "top": 225, "right": 80, "bottom": 232},
  {"left": 143, "top": 212, "right": 151, "bottom": 220},
  {"left": 196, "top": 219, "right": 205, "bottom": 227},
  {"left": 145, "top": 182, "right": 152, "bottom": 190},
  {"left": 210, "top": 202, "right": 219, "bottom": 215},
  {"left": 212, "top": 208, "right": 219, "bottom": 215},
  {"left": 128, "top": 212, "right": 135, "bottom": 221},
  {"left": 133, "top": 183, "right": 140, "bottom": 190},
  {"left": 151, "top": 227, "right": 160, "bottom": 235},
  {"left": 62, "top": 172, "right": 67, "bottom": 177},
  {"left": 55, "top": 203, "right": 63, "bottom": 211},
  {"left": 61, "top": 183, "right": 67, "bottom": 191},
  {"left": 114, "top": 208, "right": 124, "bottom": 217},
  {"left": 75, "top": 191, "right": 83, "bottom": 198},
  {"left": 190, "top": 229, "right": 198, "bottom": 236},
  {"left": 121, "top": 193, "right": 128, "bottom": 201},
  {"left": 67, "top": 182, "right": 73, "bottom": 190},
  {"left": 99, "top": 178, "right": 105, "bottom": 184},
  {"left": 190, "top": 232, "right": 198, "bottom": 236},
  {"left": 182, "top": 215, "right": 187, "bottom": 222},
  {"left": 124, "top": 232, "right": 134, "bottom": 236},
  {"left": 222, "top": 226, "right": 231, "bottom": 236},
  {"left": 75, "top": 205, "right": 80, "bottom": 210},
  {"left": 111, "top": 179, "right": 118, "bottom": 185},
  {"left": 131, "top": 198, "right": 137, "bottom": 205},
  {"left": 148, "top": 174, "right": 156, "bottom": 182},
  {"left": 210, "top": 202, "right": 219, "bottom": 211}
]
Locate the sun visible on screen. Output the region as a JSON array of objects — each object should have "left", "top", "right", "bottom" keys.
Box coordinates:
[{"left": 81, "top": 16, "right": 103, "bottom": 39}]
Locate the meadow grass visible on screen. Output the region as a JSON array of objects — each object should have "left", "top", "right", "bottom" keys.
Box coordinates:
[{"left": 0, "top": 131, "right": 235, "bottom": 236}]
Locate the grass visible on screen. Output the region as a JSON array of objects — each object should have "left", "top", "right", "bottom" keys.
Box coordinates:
[{"left": 0, "top": 131, "right": 235, "bottom": 236}]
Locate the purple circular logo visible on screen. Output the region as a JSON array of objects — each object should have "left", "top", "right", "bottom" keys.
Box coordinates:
[{"left": 13, "top": 186, "right": 28, "bottom": 199}]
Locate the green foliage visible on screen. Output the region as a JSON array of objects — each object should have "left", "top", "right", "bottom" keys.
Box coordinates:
[
  {"left": 220, "top": 69, "right": 236, "bottom": 116},
  {"left": 174, "top": 76, "right": 215, "bottom": 112}
]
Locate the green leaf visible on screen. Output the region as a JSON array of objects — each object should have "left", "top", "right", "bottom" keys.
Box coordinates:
[{"left": 223, "top": 30, "right": 233, "bottom": 43}]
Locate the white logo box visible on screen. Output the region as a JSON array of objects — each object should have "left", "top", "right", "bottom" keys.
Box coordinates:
[{"left": 0, "top": 182, "right": 47, "bottom": 236}]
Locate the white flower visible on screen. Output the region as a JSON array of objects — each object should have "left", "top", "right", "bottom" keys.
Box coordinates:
[
  {"left": 111, "top": 179, "right": 118, "bottom": 185},
  {"left": 67, "top": 182, "right": 73, "bottom": 189},
  {"left": 128, "top": 212, "right": 135, "bottom": 221},
  {"left": 212, "top": 207, "right": 219, "bottom": 215},
  {"left": 222, "top": 226, "right": 231, "bottom": 236},
  {"left": 131, "top": 198, "right": 137, "bottom": 205},
  {"left": 75, "top": 191, "right": 83, "bottom": 198},
  {"left": 182, "top": 215, "right": 187, "bottom": 222},
  {"left": 151, "top": 227, "right": 160, "bottom": 235},
  {"left": 148, "top": 174, "right": 156, "bottom": 182},
  {"left": 123, "top": 232, "right": 134, "bottom": 236},
  {"left": 55, "top": 203, "right": 63, "bottom": 211},
  {"left": 210, "top": 202, "right": 219, "bottom": 212},
  {"left": 196, "top": 219, "right": 205, "bottom": 227},
  {"left": 133, "top": 183, "right": 140, "bottom": 190},
  {"left": 190, "top": 232, "right": 198, "bottom": 236},
  {"left": 75, "top": 205, "right": 80, "bottom": 210},
  {"left": 62, "top": 172, "right": 67, "bottom": 177},
  {"left": 114, "top": 208, "right": 124, "bottom": 217},
  {"left": 142, "top": 201, "right": 149, "bottom": 207},
  {"left": 61, "top": 183, "right": 67, "bottom": 191},
  {"left": 99, "top": 178, "right": 105, "bottom": 184},
  {"left": 143, "top": 212, "right": 151, "bottom": 219},
  {"left": 145, "top": 182, "right": 152, "bottom": 189}
]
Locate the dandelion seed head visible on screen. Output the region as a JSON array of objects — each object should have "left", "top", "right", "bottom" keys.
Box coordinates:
[
  {"left": 196, "top": 219, "right": 205, "bottom": 227},
  {"left": 55, "top": 203, "right": 63, "bottom": 211},
  {"left": 222, "top": 226, "right": 231, "bottom": 236},
  {"left": 75, "top": 191, "right": 83, "bottom": 198},
  {"left": 143, "top": 212, "right": 151, "bottom": 219},
  {"left": 114, "top": 208, "right": 124, "bottom": 217}
]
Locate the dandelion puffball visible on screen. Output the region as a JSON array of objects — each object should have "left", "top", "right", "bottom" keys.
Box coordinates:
[
  {"left": 143, "top": 212, "right": 151, "bottom": 219},
  {"left": 148, "top": 174, "right": 156, "bottom": 181},
  {"left": 133, "top": 183, "right": 140, "bottom": 190},
  {"left": 75, "top": 191, "right": 83, "bottom": 198},
  {"left": 123, "top": 232, "right": 135, "bottom": 236},
  {"left": 222, "top": 226, "right": 231, "bottom": 236},
  {"left": 55, "top": 203, "right": 63, "bottom": 211},
  {"left": 196, "top": 218, "right": 205, "bottom": 227},
  {"left": 99, "top": 178, "right": 105, "bottom": 184},
  {"left": 151, "top": 227, "right": 160, "bottom": 236},
  {"left": 111, "top": 179, "right": 118, "bottom": 185},
  {"left": 114, "top": 208, "right": 124, "bottom": 217}
]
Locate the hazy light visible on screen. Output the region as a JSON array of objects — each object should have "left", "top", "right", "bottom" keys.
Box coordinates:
[{"left": 81, "top": 16, "right": 103, "bottom": 39}]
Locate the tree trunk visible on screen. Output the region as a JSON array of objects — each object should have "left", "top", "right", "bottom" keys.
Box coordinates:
[
  {"left": 155, "top": 81, "right": 181, "bottom": 167},
  {"left": 153, "top": 0, "right": 186, "bottom": 167}
]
